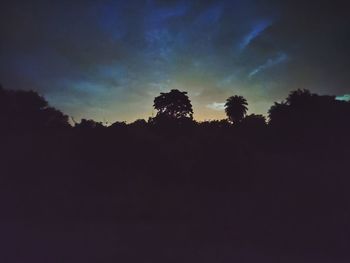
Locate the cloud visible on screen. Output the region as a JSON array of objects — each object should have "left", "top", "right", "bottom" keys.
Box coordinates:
[
  {"left": 336, "top": 94, "right": 350, "bottom": 102},
  {"left": 249, "top": 52, "right": 288, "bottom": 78},
  {"left": 239, "top": 20, "right": 273, "bottom": 50},
  {"left": 1, "top": 0, "right": 350, "bottom": 121},
  {"left": 206, "top": 102, "right": 226, "bottom": 111}
]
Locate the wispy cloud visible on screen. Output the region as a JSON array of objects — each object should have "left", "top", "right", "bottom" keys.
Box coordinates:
[
  {"left": 336, "top": 94, "right": 350, "bottom": 101},
  {"left": 239, "top": 20, "right": 273, "bottom": 50},
  {"left": 206, "top": 102, "right": 225, "bottom": 111},
  {"left": 249, "top": 52, "right": 288, "bottom": 78}
]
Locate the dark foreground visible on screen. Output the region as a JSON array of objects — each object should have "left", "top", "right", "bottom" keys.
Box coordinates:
[{"left": 1, "top": 128, "right": 349, "bottom": 263}]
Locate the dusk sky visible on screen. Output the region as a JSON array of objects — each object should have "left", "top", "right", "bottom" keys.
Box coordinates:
[{"left": 1, "top": 0, "right": 350, "bottom": 122}]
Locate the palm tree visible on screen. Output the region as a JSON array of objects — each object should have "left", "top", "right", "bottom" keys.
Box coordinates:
[{"left": 225, "top": 95, "right": 248, "bottom": 124}]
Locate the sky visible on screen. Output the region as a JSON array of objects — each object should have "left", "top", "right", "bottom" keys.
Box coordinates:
[{"left": 1, "top": 0, "right": 350, "bottom": 122}]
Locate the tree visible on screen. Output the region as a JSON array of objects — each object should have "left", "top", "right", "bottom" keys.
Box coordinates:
[
  {"left": 241, "top": 114, "right": 267, "bottom": 129},
  {"left": 0, "top": 86, "right": 70, "bottom": 131},
  {"left": 198, "top": 119, "right": 231, "bottom": 129},
  {"left": 286, "top": 89, "right": 313, "bottom": 106},
  {"left": 128, "top": 119, "right": 148, "bottom": 129},
  {"left": 41, "top": 107, "right": 70, "bottom": 129},
  {"left": 109, "top": 121, "right": 127, "bottom": 129},
  {"left": 153, "top": 89, "right": 193, "bottom": 120},
  {"left": 225, "top": 95, "right": 248, "bottom": 124},
  {"left": 75, "top": 119, "right": 105, "bottom": 129},
  {"left": 268, "top": 101, "right": 290, "bottom": 128},
  {"left": 152, "top": 90, "right": 194, "bottom": 129},
  {"left": 268, "top": 89, "right": 350, "bottom": 138},
  {"left": 268, "top": 90, "right": 314, "bottom": 128}
]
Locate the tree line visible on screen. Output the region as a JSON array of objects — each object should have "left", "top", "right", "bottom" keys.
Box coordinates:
[{"left": 1, "top": 84, "right": 350, "bottom": 135}]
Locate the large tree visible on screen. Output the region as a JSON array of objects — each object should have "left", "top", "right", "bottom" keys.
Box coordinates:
[
  {"left": 268, "top": 101, "right": 290, "bottom": 128},
  {"left": 153, "top": 89, "right": 193, "bottom": 120},
  {"left": 225, "top": 95, "right": 248, "bottom": 124},
  {"left": 268, "top": 89, "right": 350, "bottom": 133},
  {"left": 0, "top": 86, "right": 70, "bottom": 130}
]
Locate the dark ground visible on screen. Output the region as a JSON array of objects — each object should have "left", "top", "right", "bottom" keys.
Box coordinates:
[{"left": 1, "top": 128, "right": 349, "bottom": 262}]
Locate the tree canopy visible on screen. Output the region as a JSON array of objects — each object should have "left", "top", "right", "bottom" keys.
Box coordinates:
[
  {"left": 225, "top": 95, "right": 248, "bottom": 124},
  {"left": 153, "top": 89, "right": 193, "bottom": 120},
  {"left": 0, "top": 86, "right": 70, "bottom": 131},
  {"left": 268, "top": 89, "right": 350, "bottom": 133}
]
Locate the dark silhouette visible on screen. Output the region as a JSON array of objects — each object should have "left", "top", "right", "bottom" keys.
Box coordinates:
[
  {"left": 198, "top": 119, "right": 232, "bottom": 129},
  {"left": 241, "top": 114, "right": 267, "bottom": 129},
  {"left": 268, "top": 89, "right": 350, "bottom": 135},
  {"left": 268, "top": 101, "right": 289, "bottom": 128},
  {"left": 153, "top": 89, "right": 193, "bottom": 120},
  {"left": 150, "top": 89, "right": 194, "bottom": 129},
  {"left": 128, "top": 119, "right": 148, "bottom": 129},
  {"left": 225, "top": 95, "right": 248, "bottom": 124},
  {"left": 74, "top": 118, "right": 105, "bottom": 129},
  {"left": 109, "top": 121, "right": 127, "bottom": 129},
  {"left": 1, "top": 85, "right": 350, "bottom": 263},
  {"left": 0, "top": 86, "right": 69, "bottom": 131}
]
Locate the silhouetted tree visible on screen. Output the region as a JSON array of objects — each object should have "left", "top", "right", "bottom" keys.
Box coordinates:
[
  {"left": 198, "top": 119, "right": 231, "bottom": 129},
  {"left": 285, "top": 89, "right": 313, "bottom": 106},
  {"left": 225, "top": 95, "right": 248, "bottom": 124},
  {"left": 128, "top": 119, "right": 148, "bottom": 129},
  {"left": 0, "top": 86, "right": 69, "bottom": 131},
  {"left": 41, "top": 107, "right": 70, "bottom": 129},
  {"left": 152, "top": 89, "right": 193, "bottom": 129},
  {"left": 241, "top": 114, "right": 267, "bottom": 129},
  {"left": 75, "top": 119, "right": 104, "bottom": 129},
  {"left": 109, "top": 121, "right": 127, "bottom": 129},
  {"left": 153, "top": 89, "right": 193, "bottom": 120},
  {"left": 268, "top": 89, "right": 350, "bottom": 139},
  {"left": 268, "top": 101, "right": 290, "bottom": 128}
]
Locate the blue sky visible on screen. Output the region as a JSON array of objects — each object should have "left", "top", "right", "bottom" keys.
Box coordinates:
[{"left": 1, "top": 0, "right": 349, "bottom": 122}]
